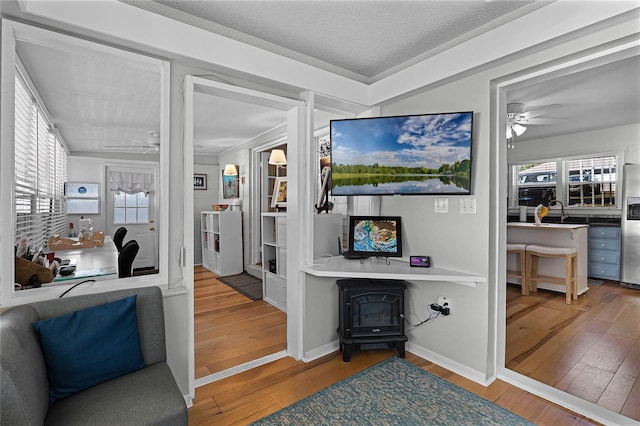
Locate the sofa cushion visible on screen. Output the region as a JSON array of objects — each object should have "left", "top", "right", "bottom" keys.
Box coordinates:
[
  {"left": 44, "top": 362, "right": 187, "bottom": 426},
  {"left": 32, "top": 295, "right": 145, "bottom": 403}
]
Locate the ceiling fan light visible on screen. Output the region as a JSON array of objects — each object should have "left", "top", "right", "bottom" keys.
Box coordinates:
[
  {"left": 506, "top": 126, "right": 513, "bottom": 139},
  {"left": 512, "top": 123, "right": 527, "bottom": 136}
]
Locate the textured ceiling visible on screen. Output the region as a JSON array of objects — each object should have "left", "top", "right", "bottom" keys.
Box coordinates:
[
  {"left": 123, "top": 0, "right": 548, "bottom": 83},
  {"left": 16, "top": 40, "right": 162, "bottom": 155}
]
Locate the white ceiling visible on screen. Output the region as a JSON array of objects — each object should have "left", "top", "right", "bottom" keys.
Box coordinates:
[
  {"left": 13, "top": 1, "right": 640, "bottom": 157},
  {"left": 506, "top": 54, "right": 640, "bottom": 143},
  {"left": 124, "top": 0, "right": 549, "bottom": 83}
]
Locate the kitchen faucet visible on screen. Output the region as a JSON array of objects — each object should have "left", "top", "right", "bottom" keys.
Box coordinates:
[{"left": 549, "top": 199, "right": 569, "bottom": 223}]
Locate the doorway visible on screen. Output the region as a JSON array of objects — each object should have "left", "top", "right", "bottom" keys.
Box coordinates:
[
  {"left": 183, "top": 76, "right": 304, "bottom": 391},
  {"left": 105, "top": 164, "right": 159, "bottom": 272},
  {"left": 495, "top": 42, "right": 640, "bottom": 425}
]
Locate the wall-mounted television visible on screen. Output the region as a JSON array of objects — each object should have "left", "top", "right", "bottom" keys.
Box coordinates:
[
  {"left": 348, "top": 216, "right": 402, "bottom": 258},
  {"left": 330, "top": 112, "right": 473, "bottom": 196}
]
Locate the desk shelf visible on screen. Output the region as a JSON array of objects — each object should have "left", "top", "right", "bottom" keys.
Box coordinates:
[{"left": 301, "top": 257, "right": 485, "bottom": 287}]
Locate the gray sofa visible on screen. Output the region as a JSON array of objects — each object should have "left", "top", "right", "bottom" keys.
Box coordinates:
[{"left": 1, "top": 286, "right": 187, "bottom": 426}]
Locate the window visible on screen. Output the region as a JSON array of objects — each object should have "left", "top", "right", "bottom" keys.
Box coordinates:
[
  {"left": 14, "top": 70, "right": 67, "bottom": 250},
  {"left": 113, "top": 192, "right": 149, "bottom": 224},
  {"left": 65, "top": 183, "right": 100, "bottom": 214},
  {"left": 566, "top": 156, "right": 616, "bottom": 206},
  {"left": 512, "top": 162, "right": 557, "bottom": 207},
  {"left": 510, "top": 155, "right": 618, "bottom": 209}
]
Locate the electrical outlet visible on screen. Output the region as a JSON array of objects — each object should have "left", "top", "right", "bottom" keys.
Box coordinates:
[{"left": 438, "top": 296, "right": 452, "bottom": 315}]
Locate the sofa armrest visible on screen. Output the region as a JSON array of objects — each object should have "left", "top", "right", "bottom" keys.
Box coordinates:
[{"left": 1, "top": 305, "right": 50, "bottom": 425}]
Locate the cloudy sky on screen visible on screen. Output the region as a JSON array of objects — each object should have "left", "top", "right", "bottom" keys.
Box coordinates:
[{"left": 331, "top": 112, "right": 472, "bottom": 169}]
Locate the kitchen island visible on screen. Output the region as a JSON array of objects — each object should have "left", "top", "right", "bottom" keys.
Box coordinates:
[{"left": 507, "top": 222, "right": 589, "bottom": 296}]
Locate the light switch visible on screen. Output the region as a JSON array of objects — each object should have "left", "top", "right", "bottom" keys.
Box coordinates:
[
  {"left": 434, "top": 198, "right": 448, "bottom": 213},
  {"left": 460, "top": 198, "right": 476, "bottom": 215}
]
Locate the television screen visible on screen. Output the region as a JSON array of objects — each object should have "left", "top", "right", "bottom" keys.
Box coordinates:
[
  {"left": 330, "top": 112, "right": 473, "bottom": 195},
  {"left": 348, "top": 216, "right": 402, "bottom": 258}
]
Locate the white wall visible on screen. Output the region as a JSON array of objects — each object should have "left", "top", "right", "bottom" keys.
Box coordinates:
[{"left": 302, "top": 74, "right": 493, "bottom": 377}]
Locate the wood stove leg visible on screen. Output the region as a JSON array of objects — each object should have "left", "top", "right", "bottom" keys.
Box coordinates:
[
  {"left": 395, "top": 341, "right": 406, "bottom": 358},
  {"left": 342, "top": 344, "right": 353, "bottom": 362}
]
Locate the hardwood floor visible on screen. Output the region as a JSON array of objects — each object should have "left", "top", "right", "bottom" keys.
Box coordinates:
[
  {"left": 507, "top": 281, "right": 640, "bottom": 422},
  {"left": 191, "top": 266, "right": 600, "bottom": 425},
  {"left": 189, "top": 350, "right": 600, "bottom": 425},
  {"left": 194, "top": 265, "right": 287, "bottom": 377}
]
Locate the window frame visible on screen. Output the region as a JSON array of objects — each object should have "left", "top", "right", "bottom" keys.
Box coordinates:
[
  {"left": 0, "top": 20, "right": 171, "bottom": 306},
  {"left": 509, "top": 153, "right": 622, "bottom": 216}
]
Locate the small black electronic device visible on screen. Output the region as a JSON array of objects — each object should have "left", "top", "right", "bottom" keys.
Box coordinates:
[
  {"left": 342, "top": 251, "right": 369, "bottom": 260},
  {"left": 59, "top": 265, "right": 76, "bottom": 276},
  {"left": 409, "top": 255, "right": 431, "bottom": 268}
]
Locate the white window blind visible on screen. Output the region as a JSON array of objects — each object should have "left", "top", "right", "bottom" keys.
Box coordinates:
[
  {"left": 565, "top": 156, "right": 616, "bottom": 207},
  {"left": 14, "top": 71, "right": 68, "bottom": 250}
]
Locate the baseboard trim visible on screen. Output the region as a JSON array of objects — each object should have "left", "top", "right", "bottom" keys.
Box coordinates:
[
  {"left": 302, "top": 340, "right": 493, "bottom": 386},
  {"left": 183, "top": 394, "right": 193, "bottom": 408},
  {"left": 302, "top": 340, "right": 340, "bottom": 362},
  {"left": 406, "top": 342, "right": 494, "bottom": 386},
  {"left": 194, "top": 350, "right": 289, "bottom": 388}
]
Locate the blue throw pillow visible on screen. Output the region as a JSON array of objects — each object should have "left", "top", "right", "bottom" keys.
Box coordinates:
[{"left": 32, "top": 295, "right": 145, "bottom": 404}]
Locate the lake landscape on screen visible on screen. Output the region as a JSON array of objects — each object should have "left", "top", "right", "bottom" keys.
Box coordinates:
[{"left": 330, "top": 112, "right": 473, "bottom": 195}]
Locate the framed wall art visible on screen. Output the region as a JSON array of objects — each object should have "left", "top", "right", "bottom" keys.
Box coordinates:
[
  {"left": 271, "top": 177, "right": 287, "bottom": 208},
  {"left": 194, "top": 173, "right": 207, "bottom": 190},
  {"left": 222, "top": 173, "right": 239, "bottom": 199}
]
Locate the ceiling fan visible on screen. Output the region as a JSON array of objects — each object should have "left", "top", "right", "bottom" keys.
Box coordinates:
[
  {"left": 104, "top": 130, "right": 160, "bottom": 153},
  {"left": 506, "top": 103, "right": 561, "bottom": 147}
]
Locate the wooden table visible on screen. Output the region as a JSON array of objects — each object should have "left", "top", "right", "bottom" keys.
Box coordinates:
[{"left": 49, "top": 236, "right": 119, "bottom": 284}]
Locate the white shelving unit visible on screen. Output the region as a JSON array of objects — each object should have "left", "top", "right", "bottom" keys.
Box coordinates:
[
  {"left": 261, "top": 213, "right": 288, "bottom": 311},
  {"left": 262, "top": 213, "right": 342, "bottom": 312},
  {"left": 201, "top": 211, "right": 243, "bottom": 277}
]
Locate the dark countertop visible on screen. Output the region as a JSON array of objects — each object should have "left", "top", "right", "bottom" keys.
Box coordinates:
[{"left": 507, "top": 215, "right": 621, "bottom": 226}]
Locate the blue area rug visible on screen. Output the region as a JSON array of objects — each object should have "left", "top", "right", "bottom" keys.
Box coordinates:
[{"left": 252, "top": 357, "right": 533, "bottom": 426}]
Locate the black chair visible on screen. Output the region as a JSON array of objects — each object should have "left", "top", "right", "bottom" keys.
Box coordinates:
[
  {"left": 118, "top": 240, "right": 139, "bottom": 278},
  {"left": 113, "top": 227, "right": 128, "bottom": 253}
]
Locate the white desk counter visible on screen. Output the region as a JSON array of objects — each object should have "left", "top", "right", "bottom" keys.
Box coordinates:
[
  {"left": 301, "top": 256, "right": 485, "bottom": 288},
  {"left": 507, "top": 222, "right": 589, "bottom": 295},
  {"left": 49, "top": 236, "right": 118, "bottom": 284}
]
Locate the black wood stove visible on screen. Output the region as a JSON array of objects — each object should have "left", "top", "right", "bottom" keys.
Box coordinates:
[{"left": 337, "top": 278, "right": 408, "bottom": 362}]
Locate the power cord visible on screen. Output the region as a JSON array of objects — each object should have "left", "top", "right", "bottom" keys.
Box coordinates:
[
  {"left": 403, "top": 308, "right": 441, "bottom": 330},
  {"left": 58, "top": 279, "right": 96, "bottom": 298}
]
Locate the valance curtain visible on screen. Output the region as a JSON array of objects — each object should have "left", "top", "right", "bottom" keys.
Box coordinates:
[{"left": 109, "top": 171, "right": 152, "bottom": 195}]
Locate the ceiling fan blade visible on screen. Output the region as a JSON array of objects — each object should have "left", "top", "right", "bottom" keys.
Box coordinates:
[
  {"left": 524, "top": 118, "right": 561, "bottom": 125},
  {"left": 520, "top": 104, "right": 561, "bottom": 119},
  {"left": 104, "top": 144, "right": 146, "bottom": 149}
]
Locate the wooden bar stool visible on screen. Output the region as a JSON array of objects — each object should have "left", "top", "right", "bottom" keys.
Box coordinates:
[
  {"left": 507, "top": 243, "right": 528, "bottom": 295},
  {"left": 526, "top": 245, "right": 578, "bottom": 304}
]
